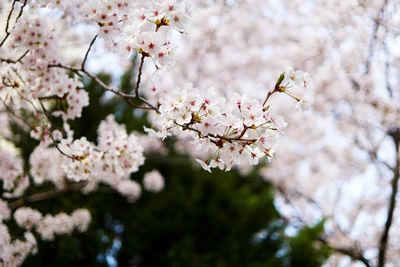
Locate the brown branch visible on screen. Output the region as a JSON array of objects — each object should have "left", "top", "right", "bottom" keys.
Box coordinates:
[
  {"left": 38, "top": 100, "right": 77, "bottom": 161},
  {"left": 318, "top": 238, "right": 372, "bottom": 267},
  {"left": 1, "top": 98, "right": 33, "bottom": 129},
  {"left": 47, "top": 36, "right": 158, "bottom": 113},
  {"left": 275, "top": 181, "right": 372, "bottom": 267},
  {"left": 175, "top": 121, "right": 258, "bottom": 147},
  {"left": 84, "top": 69, "right": 158, "bottom": 111},
  {"left": 276, "top": 184, "right": 371, "bottom": 267},
  {"left": 0, "top": 49, "right": 29, "bottom": 64},
  {"left": 262, "top": 88, "right": 277, "bottom": 107},
  {"left": 0, "top": 0, "right": 17, "bottom": 47},
  {"left": 81, "top": 34, "right": 98, "bottom": 70},
  {"left": 353, "top": 137, "right": 394, "bottom": 172},
  {"left": 122, "top": 97, "right": 156, "bottom": 110},
  {"left": 8, "top": 183, "right": 83, "bottom": 209},
  {"left": 14, "top": 0, "right": 27, "bottom": 24},
  {"left": 262, "top": 72, "right": 288, "bottom": 107},
  {"left": 135, "top": 53, "right": 146, "bottom": 97},
  {"left": 0, "top": 0, "right": 28, "bottom": 48},
  {"left": 377, "top": 128, "right": 400, "bottom": 267},
  {"left": 47, "top": 62, "right": 83, "bottom": 76},
  {"left": 48, "top": 59, "right": 160, "bottom": 113}
]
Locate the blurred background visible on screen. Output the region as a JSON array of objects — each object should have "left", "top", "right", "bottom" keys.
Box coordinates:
[
  {"left": 15, "top": 71, "right": 330, "bottom": 267},
  {"left": 1, "top": 0, "right": 400, "bottom": 266}
]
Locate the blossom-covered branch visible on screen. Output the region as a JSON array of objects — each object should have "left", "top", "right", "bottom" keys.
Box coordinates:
[{"left": 0, "top": 0, "right": 312, "bottom": 265}]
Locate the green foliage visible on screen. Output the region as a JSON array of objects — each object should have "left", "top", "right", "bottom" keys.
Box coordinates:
[
  {"left": 287, "top": 221, "right": 332, "bottom": 267},
  {"left": 8, "top": 60, "right": 330, "bottom": 266},
  {"left": 115, "top": 170, "right": 284, "bottom": 267}
]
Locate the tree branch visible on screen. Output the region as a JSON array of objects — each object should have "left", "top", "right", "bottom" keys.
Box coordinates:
[
  {"left": 81, "top": 34, "right": 98, "bottom": 71},
  {"left": 274, "top": 180, "right": 372, "bottom": 267},
  {"left": 14, "top": 0, "right": 28, "bottom": 23},
  {"left": 0, "top": 0, "right": 28, "bottom": 48},
  {"left": 364, "top": 0, "right": 388, "bottom": 74},
  {"left": 318, "top": 238, "right": 372, "bottom": 267},
  {"left": 134, "top": 53, "right": 146, "bottom": 97},
  {"left": 48, "top": 51, "right": 159, "bottom": 113},
  {"left": 8, "top": 183, "right": 83, "bottom": 209},
  {"left": 0, "top": 49, "right": 29, "bottom": 64},
  {"left": 0, "top": 0, "right": 17, "bottom": 47},
  {"left": 38, "top": 100, "right": 78, "bottom": 161},
  {"left": 377, "top": 128, "right": 400, "bottom": 267}
]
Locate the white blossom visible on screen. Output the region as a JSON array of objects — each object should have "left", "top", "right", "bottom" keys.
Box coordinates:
[
  {"left": 14, "top": 208, "right": 43, "bottom": 230},
  {"left": 143, "top": 170, "right": 165, "bottom": 192}
]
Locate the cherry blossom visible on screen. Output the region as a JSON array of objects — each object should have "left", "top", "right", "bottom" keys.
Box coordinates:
[
  {"left": 0, "top": 0, "right": 312, "bottom": 265},
  {"left": 143, "top": 170, "right": 165, "bottom": 193}
]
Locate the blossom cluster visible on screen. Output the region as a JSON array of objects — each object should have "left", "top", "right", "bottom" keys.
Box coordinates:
[
  {"left": 0, "top": 0, "right": 315, "bottom": 266},
  {"left": 59, "top": 116, "right": 145, "bottom": 184},
  {"left": 36, "top": 0, "right": 188, "bottom": 67},
  {"left": 0, "top": 224, "right": 37, "bottom": 267},
  {"left": 280, "top": 67, "right": 313, "bottom": 111},
  {"left": 147, "top": 68, "right": 310, "bottom": 172},
  {"left": 1, "top": 9, "right": 88, "bottom": 120},
  {"left": 0, "top": 116, "right": 167, "bottom": 264},
  {"left": 129, "top": 1, "right": 188, "bottom": 67},
  {"left": 13, "top": 207, "right": 91, "bottom": 241},
  {"left": 0, "top": 142, "right": 30, "bottom": 199},
  {"left": 0, "top": 0, "right": 188, "bottom": 125},
  {"left": 29, "top": 116, "right": 145, "bottom": 198},
  {"left": 0, "top": 202, "right": 89, "bottom": 265}
]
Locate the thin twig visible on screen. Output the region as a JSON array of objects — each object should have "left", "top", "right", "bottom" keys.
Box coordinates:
[
  {"left": 38, "top": 100, "right": 77, "bottom": 161},
  {"left": 47, "top": 62, "right": 82, "bottom": 76},
  {"left": 1, "top": 98, "right": 33, "bottom": 129},
  {"left": 0, "top": 0, "right": 17, "bottom": 47},
  {"left": 81, "top": 34, "right": 98, "bottom": 71},
  {"left": 0, "top": 49, "right": 29, "bottom": 64},
  {"left": 262, "top": 88, "right": 277, "bottom": 107},
  {"left": 48, "top": 40, "right": 158, "bottom": 112},
  {"left": 175, "top": 121, "right": 258, "bottom": 145},
  {"left": 14, "top": 0, "right": 28, "bottom": 24},
  {"left": 135, "top": 53, "right": 146, "bottom": 97},
  {"left": 48, "top": 60, "right": 160, "bottom": 113}
]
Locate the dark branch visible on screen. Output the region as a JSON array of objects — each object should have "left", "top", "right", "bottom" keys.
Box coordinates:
[
  {"left": 38, "top": 100, "right": 78, "bottom": 161},
  {"left": 318, "top": 238, "right": 372, "bottom": 267},
  {"left": 8, "top": 183, "right": 83, "bottom": 209},
  {"left": 135, "top": 53, "right": 146, "bottom": 97},
  {"left": 378, "top": 128, "right": 400, "bottom": 267},
  {"left": 48, "top": 58, "right": 160, "bottom": 113},
  {"left": 14, "top": 0, "right": 28, "bottom": 24},
  {"left": 0, "top": 0, "right": 28, "bottom": 47},
  {"left": 0, "top": 49, "right": 29, "bottom": 64},
  {"left": 0, "top": 0, "right": 17, "bottom": 47},
  {"left": 1, "top": 99, "right": 33, "bottom": 129},
  {"left": 81, "top": 34, "right": 98, "bottom": 70},
  {"left": 274, "top": 178, "right": 371, "bottom": 267}
]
